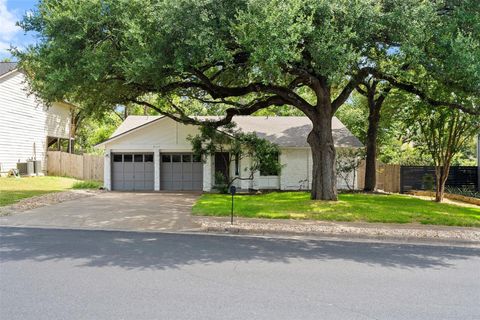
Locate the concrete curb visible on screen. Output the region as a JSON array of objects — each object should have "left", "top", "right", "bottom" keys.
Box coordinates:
[
  {"left": 201, "top": 225, "right": 480, "bottom": 247},
  {"left": 0, "top": 224, "right": 478, "bottom": 248}
]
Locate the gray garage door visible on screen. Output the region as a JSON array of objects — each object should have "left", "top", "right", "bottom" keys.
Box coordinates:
[
  {"left": 112, "top": 153, "right": 154, "bottom": 191},
  {"left": 160, "top": 153, "right": 203, "bottom": 190}
]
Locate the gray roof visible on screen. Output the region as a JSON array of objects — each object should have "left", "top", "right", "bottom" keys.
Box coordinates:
[
  {"left": 0, "top": 62, "right": 18, "bottom": 77},
  {"left": 108, "top": 115, "right": 363, "bottom": 148}
]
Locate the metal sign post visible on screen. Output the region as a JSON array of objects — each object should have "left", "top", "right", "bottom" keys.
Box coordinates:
[{"left": 229, "top": 185, "right": 236, "bottom": 225}]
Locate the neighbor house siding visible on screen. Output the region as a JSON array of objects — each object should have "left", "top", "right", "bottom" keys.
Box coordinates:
[{"left": 0, "top": 71, "right": 71, "bottom": 172}]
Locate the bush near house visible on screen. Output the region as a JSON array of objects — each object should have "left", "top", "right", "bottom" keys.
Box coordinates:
[
  {"left": 193, "top": 192, "right": 480, "bottom": 227},
  {"left": 72, "top": 180, "right": 102, "bottom": 189}
]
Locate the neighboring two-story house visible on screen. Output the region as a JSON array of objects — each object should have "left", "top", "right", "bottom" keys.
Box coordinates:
[{"left": 0, "top": 62, "right": 73, "bottom": 174}]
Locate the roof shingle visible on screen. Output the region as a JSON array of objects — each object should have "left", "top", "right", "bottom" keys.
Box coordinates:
[
  {"left": 0, "top": 62, "right": 18, "bottom": 77},
  {"left": 109, "top": 115, "right": 363, "bottom": 148}
]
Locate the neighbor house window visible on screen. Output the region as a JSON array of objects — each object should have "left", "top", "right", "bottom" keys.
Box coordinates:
[{"left": 259, "top": 152, "right": 280, "bottom": 176}]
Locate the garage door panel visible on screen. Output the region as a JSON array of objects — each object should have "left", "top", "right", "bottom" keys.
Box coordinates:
[
  {"left": 134, "top": 163, "right": 144, "bottom": 173},
  {"left": 145, "top": 180, "right": 154, "bottom": 190},
  {"left": 161, "top": 181, "right": 172, "bottom": 190},
  {"left": 172, "top": 163, "right": 182, "bottom": 174},
  {"left": 112, "top": 153, "right": 154, "bottom": 191},
  {"left": 112, "top": 181, "right": 124, "bottom": 190},
  {"left": 182, "top": 181, "right": 193, "bottom": 190},
  {"left": 124, "top": 180, "right": 135, "bottom": 190},
  {"left": 192, "top": 171, "right": 203, "bottom": 179},
  {"left": 193, "top": 181, "right": 203, "bottom": 190},
  {"left": 160, "top": 153, "right": 203, "bottom": 191},
  {"left": 134, "top": 180, "right": 146, "bottom": 190},
  {"left": 144, "top": 162, "right": 154, "bottom": 173}
]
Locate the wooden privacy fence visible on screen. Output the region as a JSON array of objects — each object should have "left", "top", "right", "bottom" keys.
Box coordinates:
[
  {"left": 357, "top": 161, "right": 401, "bottom": 193},
  {"left": 47, "top": 151, "right": 104, "bottom": 181}
]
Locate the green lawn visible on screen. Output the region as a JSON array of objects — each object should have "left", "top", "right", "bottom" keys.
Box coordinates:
[
  {"left": 0, "top": 176, "right": 79, "bottom": 207},
  {"left": 192, "top": 192, "right": 480, "bottom": 227}
]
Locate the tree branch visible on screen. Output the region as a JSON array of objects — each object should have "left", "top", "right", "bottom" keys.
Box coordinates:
[
  {"left": 369, "top": 69, "right": 479, "bottom": 115},
  {"left": 332, "top": 68, "right": 370, "bottom": 112},
  {"left": 128, "top": 95, "right": 286, "bottom": 128}
]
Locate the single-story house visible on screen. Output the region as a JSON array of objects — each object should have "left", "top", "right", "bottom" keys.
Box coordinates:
[
  {"left": 96, "top": 115, "right": 363, "bottom": 192},
  {"left": 0, "top": 62, "right": 73, "bottom": 174}
]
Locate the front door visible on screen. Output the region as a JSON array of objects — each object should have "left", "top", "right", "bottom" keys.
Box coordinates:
[{"left": 214, "top": 152, "right": 230, "bottom": 184}]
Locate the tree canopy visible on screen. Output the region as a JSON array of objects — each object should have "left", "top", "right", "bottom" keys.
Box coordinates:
[{"left": 14, "top": 0, "right": 480, "bottom": 199}]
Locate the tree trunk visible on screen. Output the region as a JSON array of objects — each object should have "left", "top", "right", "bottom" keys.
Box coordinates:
[
  {"left": 435, "top": 165, "right": 450, "bottom": 202},
  {"left": 364, "top": 107, "right": 380, "bottom": 192},
  {"left": 308, "top": 114, "right": 337, "bottom": 201}
]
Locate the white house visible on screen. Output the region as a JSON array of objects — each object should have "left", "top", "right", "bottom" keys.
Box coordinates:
[
  {"left": 96, "top": 115, "right": 363, "bottom": 192},
  {"left": 0, "top": 62, "right": 73, "bottom": 174}
]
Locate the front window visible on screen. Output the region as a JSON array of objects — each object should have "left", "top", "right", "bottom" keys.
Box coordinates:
[
  {"left": 259, "top": 152, "right": 280, "bottom": 176},
  {"left": 234, "top": 154, "right": 240, "bottom": 176}
]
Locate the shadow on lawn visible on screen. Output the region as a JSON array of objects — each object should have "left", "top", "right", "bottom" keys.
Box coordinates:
[{"left": 1, "top": 227, "right": 478, "bottom": 271}]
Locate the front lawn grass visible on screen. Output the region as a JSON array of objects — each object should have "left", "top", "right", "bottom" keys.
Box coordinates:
[
  {"left": 192, "top": 192, "right": 480, "bottom": 227},
  {"left": 0, "top": 176, "right": 78, "bottom": 207}
]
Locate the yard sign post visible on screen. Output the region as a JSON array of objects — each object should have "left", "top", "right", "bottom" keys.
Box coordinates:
[{"left": 230, "top": 185, "right": 236, "bottom": 225}]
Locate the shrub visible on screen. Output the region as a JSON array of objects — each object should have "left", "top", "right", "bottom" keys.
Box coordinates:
[
  {"left": 72, "top": 180, "right": 102, "bottom": 189},
  {"left": 445, "top": 186, "right": 480, "bottom": 199},
  {"left": 422, "top": 174, "right": 435, "bottom": 191},
  {"left": 213, "top": 171, "right": 229, "bottom": 194}
]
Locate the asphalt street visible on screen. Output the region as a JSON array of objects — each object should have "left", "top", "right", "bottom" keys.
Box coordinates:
[{"left": 1, "top": 227, "right": 479, "bottom": 320}]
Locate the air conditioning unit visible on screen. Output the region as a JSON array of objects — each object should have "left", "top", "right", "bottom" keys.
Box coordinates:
[
  {"left": 16, "top": 162, "right": 28, "bottom": 175},
  {"left": 33, "top": 160, "right": 42, "bottom": 174},
  {"left": 27, "top": 161, "right": 35, "bottom": 176}
]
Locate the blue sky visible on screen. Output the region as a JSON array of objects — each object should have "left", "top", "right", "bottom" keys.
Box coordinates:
[{"left": 0, "top": 0, "right": 38, "bottom": 60}]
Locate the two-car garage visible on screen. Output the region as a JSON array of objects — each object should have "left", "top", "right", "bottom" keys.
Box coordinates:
[{"left": 111, "top": 152, "right": 203, "bottom": 191}]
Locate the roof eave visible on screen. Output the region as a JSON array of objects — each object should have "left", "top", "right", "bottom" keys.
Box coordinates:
[{"left": 0, "top": 68, "right": 19, "bottom": 80}]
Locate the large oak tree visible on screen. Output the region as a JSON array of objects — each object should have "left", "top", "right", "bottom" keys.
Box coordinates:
[{"left": 15, "top": 0, "right": 479, "bottom": 200}]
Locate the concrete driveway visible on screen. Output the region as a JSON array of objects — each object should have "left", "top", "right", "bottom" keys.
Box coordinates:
[{"left": 0, "top": 192, "right": 201, "bottom": 231}]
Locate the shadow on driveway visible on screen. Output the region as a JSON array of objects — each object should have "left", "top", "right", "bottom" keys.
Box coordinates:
[
  {"left": 1, "top": 227, "right": 479, "bottom": 271},
  {"left": 0, "top": 192, "right": 200, "bottom": 231}
]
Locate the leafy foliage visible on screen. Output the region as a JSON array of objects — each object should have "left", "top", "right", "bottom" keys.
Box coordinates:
[
  {"left": 188, "top": 123, "right": 281, "bottom": 191},
  {"left": 72, "top": 180, "right": 102, "bottom": 189},
  {"left": 406, "top": 105, "right": 480, "bottom": 201},
  {"left": 445, "top": 187, "right": 480, "bottom": 200},
  {"left": 13, "top": 0, "right": 480, "bottom": 199}
]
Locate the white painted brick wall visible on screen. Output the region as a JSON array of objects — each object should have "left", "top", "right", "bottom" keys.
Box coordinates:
[{"left": 280, "top": 148, "right": 355, "bottom": 191}]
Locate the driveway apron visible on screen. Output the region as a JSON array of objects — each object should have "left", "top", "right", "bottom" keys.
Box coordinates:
[{"left": 0, "top": 192, "right": 201, "bottom": 231}]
